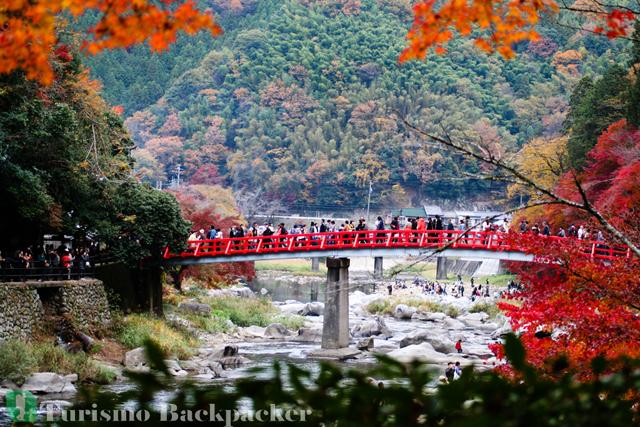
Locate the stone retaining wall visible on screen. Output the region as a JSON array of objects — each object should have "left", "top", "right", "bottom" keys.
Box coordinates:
[
  {"left": 0, "top": 279, "right": 111, "bottom": 341},
  {"left": 0, "top": 285, "right": 44, "bottom": 340}
]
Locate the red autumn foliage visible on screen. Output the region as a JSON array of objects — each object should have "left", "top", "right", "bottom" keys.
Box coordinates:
[
  {"left": 493, "top": 234, "right": 640, "bottom": 379},
  {"left": 190, "top": 164, "right": 222, "bottom": 186},
  {"left": 54, "top": 44, "right": 73, "bottom": 62},
  {"left": 536, "top": 120, "right": 640, "bottom": 241},
  {"left": 495, "top": 120, "right": 640, "bottom": 378},
  {"left": 170, "top": 189, "right": 255, "bottom": 285}
]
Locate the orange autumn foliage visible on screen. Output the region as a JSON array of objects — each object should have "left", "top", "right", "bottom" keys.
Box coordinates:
[
  {"left": 0, "top": 0, "right": 222, "bottom": 85},
  {"left": 400, "top": 0, "right": 635, "bottom": 61}
]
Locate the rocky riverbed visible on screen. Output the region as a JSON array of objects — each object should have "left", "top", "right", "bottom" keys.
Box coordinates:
[{"left": 0, "top": 275, "right": 510, "bottom": 425}]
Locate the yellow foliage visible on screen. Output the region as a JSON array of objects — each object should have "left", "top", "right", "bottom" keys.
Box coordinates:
[
  {"left": 507, "top": 136, "right": 568, "bottom": 200},
  {"left": 189, "top": 184, "right": 245, "bottom": 222}
]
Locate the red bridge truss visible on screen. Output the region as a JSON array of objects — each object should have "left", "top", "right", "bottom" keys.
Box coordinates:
[{"left": 163, "top": 230, "right": 633, "bottom": 264}]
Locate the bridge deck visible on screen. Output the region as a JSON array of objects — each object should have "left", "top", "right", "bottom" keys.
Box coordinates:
[{"left": 163, "top": 230, "right": 631, "bottom": 265}]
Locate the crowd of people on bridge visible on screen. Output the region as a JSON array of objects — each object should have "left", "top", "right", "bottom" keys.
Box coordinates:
[
  {"left": 516, "top": 219, "right": 604, "bottom": 241},
  {"left": 187, "top": 215, "right": 508, "bottom": 244},
  {"left": 188, "top": 214, "right": 608, "bottom": 243},
  {"left": 183, "top": 213, "right": 611, "bottom": 255}
]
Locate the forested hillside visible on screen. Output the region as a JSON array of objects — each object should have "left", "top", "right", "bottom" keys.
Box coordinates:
[{"left": 86, "top": 0, "right": 630, "bottom": 211}]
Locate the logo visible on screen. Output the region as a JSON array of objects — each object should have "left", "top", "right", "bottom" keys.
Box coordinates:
[{"left": 5, "top": 390, "right": 37, "bottom": 423}]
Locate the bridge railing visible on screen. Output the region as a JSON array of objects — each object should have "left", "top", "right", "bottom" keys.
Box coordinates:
[
  {"left": 0, "top": 266, "right": 95, "bottom": 282},
  {"left": 163, "top": 229, "right": 632, "bottom": 262}
]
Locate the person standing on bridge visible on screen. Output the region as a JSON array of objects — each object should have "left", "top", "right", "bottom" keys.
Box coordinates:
[
  {"left": 208, "top": 225, "right": 217, "bottom": 240},
  {"left": 447, "top": 219, "right": 455, "bottom": 241},
  {"left": 276, "top": 223, "right": 288, "bottom": 248},
  {"left": 375, "top": 216, "right": 385, "bottom": 243}
]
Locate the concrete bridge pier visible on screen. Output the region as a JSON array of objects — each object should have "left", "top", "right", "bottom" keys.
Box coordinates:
[
  {"left": 436, "top": 256, "right": 449, "bottom": 281},
  {"left": 374, "top": 257, "right": 383, "bottom": 279},
  {"left": 321, "top": 257, "right": 350, "bottom": 349},
  {"left": 311, "top": 257, "right": 320, "bottom": 272}
]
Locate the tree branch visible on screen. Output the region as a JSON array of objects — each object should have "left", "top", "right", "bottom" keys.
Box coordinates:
[{"left": 398, "top": 115, "right": 640, "bottom": 258}]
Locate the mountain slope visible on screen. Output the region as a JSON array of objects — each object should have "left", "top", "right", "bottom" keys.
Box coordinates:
[{"left": 88, "top": 0, "right": 630, "bottom": 210}]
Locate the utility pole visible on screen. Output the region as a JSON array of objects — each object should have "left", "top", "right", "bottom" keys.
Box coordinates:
[{"left": 366, "top": 179, "right": 372, "bottom": 224}]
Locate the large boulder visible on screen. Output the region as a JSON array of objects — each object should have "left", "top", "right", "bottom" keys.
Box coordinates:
[
  {"left": 388, "top": 343, "right": 449, "bottom": 364},
  {"left": 123, "top": 347, "right": 147, "bottom": 369},
  {"left": 264, "top": 323, "right": 290, "bottom": 338},
  {"left": 178, "top": 302, "right": 212, "bottom": 316},
  {"left": 398, "top": 331, "right": 456, "bottom": 353},
  {"left": 239, "top": 325, "right": 266, "bottom": 339},
  {"left": 293, "top": 327, "right": 322, "bottom": 342},
  {"left": 201, "top": 345, "right": 239, "bottom": 360},
  {"left": 491, "top": 323, "right": 513, "bottom": 339},
  {"left": 164, "top": 359, "right": 188, "bottom": 377},
  {"left": 443, "top": 317, "right": 466, "bottom": 330},
  {"left": 350, "top": 316, "right": 391, "bottom": 338},
  {"left": 198, "top": 345, "right": 249, "bottom": 370},
  {"left": 22, "top": 373, "right": 77, "bottom": 394},
  {"left": 393, "top": 304, "right": 417, "bottom": 320},
  {"left": 412, "top": 312, "right": 447, "bottom": 322},
  {"left": 279, "top": 303, "right": 307, "bottom": 315},
  {"left": 356, "top": 337, "right": 374, "bottom": 351},
  {"left": 219, "top": 356, "right": 251, "bottom": 369},
  {"left": 299, "top": 302, "right": 324, "bottom": 316},
  {"left": 458, "top": 312, "right": 489, "bottom": 324},
  {"left": 371, "top": 340, "right": 398, "bottom": 354},
  {"left": 230, "top": 286, "right": 255, "bottom": 298},
  {"left": 399, "top": 330, "right": 430, "bottom": 348}
]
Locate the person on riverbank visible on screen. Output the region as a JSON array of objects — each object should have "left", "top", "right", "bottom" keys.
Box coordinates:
[
  {"left": 454, "top": 362, "right": 462, "bottom": 379},
  {"left": 455, "top": 339, "right": 463, "bottom": 354},
  {"left": 445, "top": 362, "right": 455, "bottom": 382}
]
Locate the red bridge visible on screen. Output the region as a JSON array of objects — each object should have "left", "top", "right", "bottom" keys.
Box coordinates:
[{"left": 162, "top": 229, "right": 632, "bottom": 265}]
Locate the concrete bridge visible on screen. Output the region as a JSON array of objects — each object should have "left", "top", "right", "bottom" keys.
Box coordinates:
[{"left": 163, "top": 230, "right": 631, "bottom": 353}]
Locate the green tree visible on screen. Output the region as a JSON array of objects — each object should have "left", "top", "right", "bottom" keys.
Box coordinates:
[{"left": 564, "top": 66, "right": 628, "bottom": 168}]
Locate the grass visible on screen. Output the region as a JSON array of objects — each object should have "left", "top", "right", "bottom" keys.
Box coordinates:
[
  {"left": 387, "top": 261, "right": 437, "bottom": 279},
  {"left": 469, "top": 301, "right": 502, "bottom": 319},
  {"left": 481, "top": 274, "right": 516, "bottom": 287},
  {"left": 182, "top": 312, "right": 231, "bottom": 334},
  {"left": 113, "top": 314, "right": 197, "bottom": 359},
  {"left": 271, "top": 314, "right": 306, "bottom": 330},
  {"left": 255, "top": 259, "right": 326, "bottom": 276},
  {"left": 365, "top": 296, "right": 459, "bottom": 318},
  {"left": 168, "top": 292, "right": 307, "bottom": 331},
  {"left": 203, "top": 295, "right": 277, "bottom": 327},
  {"left": 0, "top": 340, "right": 116, "bottom": 385}
]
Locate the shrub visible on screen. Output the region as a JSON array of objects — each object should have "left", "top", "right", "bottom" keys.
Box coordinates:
[
  {"left": 270, "top": 314, "right": 305, "bottom": 330},
  {"left": 0, "top": 341, "right": 117, "bottom": 385},
  {"left": 115, "top": 314, "right": 197, "bottom": 359},
  {"left": 30, "top": 342, "right": 117, "bottom": 384},
  {"left": 444, "top": 305, "right": 460, "bottom": 318},
  {"left": 204, "top": 296, "right": 277, "bottom": 327},
  {"left": 469, "top": 301, "right": 501, "bottom": 318},
  {"left": 365, "top": 297, "right": 456, "bottom": 317},
  {"left": 0, "top": 340, "right": 36, "bottom": 385},
  {"left": 366, "top": 299, "right": 391, "bottom": 314},
  {"left": 183, "top": 313, "right": 231, "bottom": 334}
]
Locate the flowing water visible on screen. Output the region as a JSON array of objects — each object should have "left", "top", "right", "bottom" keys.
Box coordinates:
[{"left": 0, "top": 274, "right": 487, "bottom": 425}]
